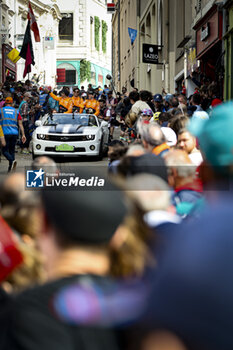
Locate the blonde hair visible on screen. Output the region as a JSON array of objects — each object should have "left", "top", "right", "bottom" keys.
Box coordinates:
[{"left": 125, "top": 112, "right": 138, "bottom": 128}]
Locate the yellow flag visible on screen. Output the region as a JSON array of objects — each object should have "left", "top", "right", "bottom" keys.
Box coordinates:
[{"left": 7, "top": 48, "right": 21, "bottom": 63}]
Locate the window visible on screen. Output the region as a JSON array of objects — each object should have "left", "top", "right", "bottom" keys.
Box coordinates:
[{"left": 59, "top": 13, "right": 73, "bottom": 41}]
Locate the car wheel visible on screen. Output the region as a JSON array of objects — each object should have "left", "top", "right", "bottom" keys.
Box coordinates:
[
  {"left": 96, "top": 138, "right": 103, "bottom": 161},
  {"left": 32, "top": 151, "right": 36, "bottom": 160}
]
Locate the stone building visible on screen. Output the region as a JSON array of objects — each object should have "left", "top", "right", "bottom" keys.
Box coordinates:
[
  {"left": 55, "top": 0, "right": 112, "bottom": 88},
  {"left": 0, "top": 0, "right": 61, "bottom": 86}
]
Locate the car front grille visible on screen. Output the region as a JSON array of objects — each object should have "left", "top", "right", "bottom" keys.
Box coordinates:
[{"left": 46, "top": 135, "right": 89, "bottom": 142}]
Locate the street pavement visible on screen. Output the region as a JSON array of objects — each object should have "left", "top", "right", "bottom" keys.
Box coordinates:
[{"left": 0, "top": 146, "right": 109, "bottom": 182}]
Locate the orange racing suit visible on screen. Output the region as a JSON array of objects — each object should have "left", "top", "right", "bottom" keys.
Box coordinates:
[
  {"left": 49, "top": 92, "right": 72, "bottom": 113},
  {"left": 84, "top": 99, "right": 100, "bottom": 117}
]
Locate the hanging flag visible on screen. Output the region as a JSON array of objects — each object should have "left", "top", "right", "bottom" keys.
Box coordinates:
[
  {"left": 128, "top": 27, "right": 137, "bottom": 45},
  {"left": 7, "top": 48, "right": 21, "bottom": 63},
  {"left": 19, "top": 21, "right": 35, "bottom": 78},
  {"left": 28, "top": 1, "right": 41, "bottom": 42}
]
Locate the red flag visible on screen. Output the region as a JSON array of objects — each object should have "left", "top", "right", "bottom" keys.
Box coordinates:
[
  {"left": 28, "top": 1, "right": 40, "bottom": 42},
  {"left": 19, "top": 21, "right": 35, "bottom": 78}
]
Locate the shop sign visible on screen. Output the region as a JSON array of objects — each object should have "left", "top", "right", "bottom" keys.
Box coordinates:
[
  {"left": 44, "top": 37, "right": 54, "bottom": 50},
  {"left": 142, "top": 44, "right": 159, "bottom": 64}
]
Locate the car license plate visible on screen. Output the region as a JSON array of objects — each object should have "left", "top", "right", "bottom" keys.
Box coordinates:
[{"left": 55, "top": 144, "right": 74, "bottom": 152}]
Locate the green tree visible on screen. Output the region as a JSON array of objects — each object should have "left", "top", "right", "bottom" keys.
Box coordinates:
[
  {"left": 94, "top": 16, "right": 100, "bottom": 51},
  {"left": 102, "top": 20, "right": 108, "bottom": 53},
  {"left": 80, "top": 60, "right": 91, "bottom": 82}
]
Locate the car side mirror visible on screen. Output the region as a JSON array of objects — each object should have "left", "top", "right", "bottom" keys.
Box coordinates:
[{"left": 35, "top": 120, "right": 42, "bottom": 127}]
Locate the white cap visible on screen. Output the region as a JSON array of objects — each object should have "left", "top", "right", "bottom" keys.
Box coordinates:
[
  {"left": 192, "top": 111, "right": 209, "bottom": 120},
  {"left": 161, "top": 127, "right": 177, "bottom": 147}
]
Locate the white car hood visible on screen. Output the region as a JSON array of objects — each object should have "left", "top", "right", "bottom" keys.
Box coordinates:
[{"left": 35, "top": 125, "right": 99, "bottom": 135}]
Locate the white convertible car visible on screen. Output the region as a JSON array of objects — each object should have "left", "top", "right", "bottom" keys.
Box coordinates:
[{"left": 32, "top": 113, "right": 109, "bottom": 159}]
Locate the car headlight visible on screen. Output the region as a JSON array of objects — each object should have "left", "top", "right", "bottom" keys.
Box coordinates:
[
  {"left": 37, "top": 134, "right": 49, "bottom": 140},
  {"left": 85, "top": 135, "right": 95, "bottom": 140}
]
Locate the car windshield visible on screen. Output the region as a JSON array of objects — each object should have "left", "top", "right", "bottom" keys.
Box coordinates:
[{"left": 43, "top": 114, "right": 97, "bottom": 127}]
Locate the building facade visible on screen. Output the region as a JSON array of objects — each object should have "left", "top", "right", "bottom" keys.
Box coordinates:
[
  {"left": 224, "top": 0, "right": 233, "bottom": 100},
  {"left": 0, "top": 0, "right": 61, "bottom": 86},
  {"left": 112, "top": 0, "right": 227, "bottom": 99},
  {"left": 55, "top": 0, "right": 112, "bottom": 88}
]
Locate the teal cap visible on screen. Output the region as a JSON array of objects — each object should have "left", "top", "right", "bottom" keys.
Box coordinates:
[{"left": 189, "top": 102, "right": 233, "bottom": 167}]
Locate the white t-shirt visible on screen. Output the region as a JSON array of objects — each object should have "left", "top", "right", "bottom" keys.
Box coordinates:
[
  {"left": 131, "top": 101, "right": 151, "bottom": 115},
  {"left": 189, "top": 151, "right": 203, "bottom": 166}
]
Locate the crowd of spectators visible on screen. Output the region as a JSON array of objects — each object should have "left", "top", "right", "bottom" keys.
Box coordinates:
[{"left": 1, "top": 74, "right": 233, "bottom": 350}]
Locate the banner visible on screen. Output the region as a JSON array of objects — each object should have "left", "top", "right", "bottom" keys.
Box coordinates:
[
  {"left": 7, "top": 48, "right": 21, "bottom": 63},
  {"left": 128, "top": 27, "right": 137, "bottom": 45}
]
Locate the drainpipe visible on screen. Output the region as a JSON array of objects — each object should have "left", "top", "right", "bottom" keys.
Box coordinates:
[
  {"left": 165, "top": 0, "right": 170, "bottom": 92},
  {"left": 117, "top": 0, "right": 120, "bottom": 89},
  {"left": 136, "top": 0, "right": 140, "bottom": 89}
]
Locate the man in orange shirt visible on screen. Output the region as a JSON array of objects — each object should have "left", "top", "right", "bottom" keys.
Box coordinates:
[
  {"left": 47, "top": 88, "right": 72, "bottom": 113},
  {"left": 68, "top": 88, "right": 84, "bottom": 113},
  {"left": 84, "top": 90, "right": 100, "bottom": 117}
]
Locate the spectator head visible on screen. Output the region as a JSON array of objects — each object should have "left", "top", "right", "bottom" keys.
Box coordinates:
[
  {"left": 39, "top": 173, "right": 127, "bottom": 259},
  {"left": 122, "top": 86, "right": 127, "bottom": 94},
  {"left": 107, "top": 140, "right": 127, "bottom": 163},
  {"left": 107, "top": 91, "right": 113, "bottom": 98},
  {"left": 118, "top": 153, "right": 168, "bottom": 182},
  {"left": 88, "top": 89, "right": 95, "bottom": 99},
  {"left": 129, "top": 91, "right": 139, "bottom": 104},
  {"left": 189, "top": 101, "right": 233, "bottom": 176},
  {"left": 140, "top": 108, "right": 153, "bottom": 122},
  {"left": 125, "top": 112, "right": 138, "bottom": 128},
  {"left": 73, "top": 87, "right": 80, "bottom": 95},
  {"left": 177, "top": 129, "right": 197, "bottom": 155},
  {"left": 126, "top": 144, "right": 145, "bottom": 157},
  {"left": 125, "top": 174, "right": 172, "bottom": 213},
  {"left": 165, "top": 149, "right": 196, "bottom": 189},
  {"left": 158, "top": 112, "right": 170, "bottom": 126},
  {"left": 161, "top": 127, "right": 177, "bottom": 147},
  {"left": 60, "top": 89, "right": 69, "bottom": 97},
  {"left": 31, "top": 156, "right": 59, "bottom": 178},
  {"left": 164, "top": 93, "right": 173, "bottom": 105},
  {"left": 171, "top": 96, "right": 179, "bottom": 108},
  {"left": 168, "top": 115, "right": 189, "bottom": 136},
  {"left": 23, "top": 92, "right": 33, "bottom": 101},
  {"left": 81, "top": 86, "right": 85, "bottom": 90},
  {"left": 139, "top": 90, "right": 152, "bottom": 102},
  {"left": 137, "top": 121, "right": 166, "bottom": 152},
  {"left": 191, "top": 93, "right": 201, "bottom": 106},
  {"left": 178, "top": 94, "right": 187, "bottom": 105},
  {"left": 5, "top": 96, "right": 13, "bottom": 105},
  {"left": 153, "top": 94, "right": 163, "bottom": 104}
]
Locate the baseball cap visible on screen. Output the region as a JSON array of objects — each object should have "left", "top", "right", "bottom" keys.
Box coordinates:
[
  {"left": 153, "top": 94, "right": 162, "bottom": 102},
  {"left": 189, "top": 102, "right": 233, "bottom": 167},
  {"left": 161, "top": 127, "right": 177, "bottom": 146},
  {"left": 192, "top": 110, "right": 209, "bottom": 120},
  {"left": 5, "top": 97, "right": 13, "bottom": 103},
  {"left": 211, "top": 98, "right": 222, "bottom": 108},
  {"left": 41, "top": 170, "right": 127, "bottom": 245},
  {"left": 164, "top": 93, "right": 173, "bottom": 103},
  {"left": 24, "top": 92, "right": 32, "bottom": 98},
  {"left": 141, "top": 108, "right": 153, "bottom": 116}
]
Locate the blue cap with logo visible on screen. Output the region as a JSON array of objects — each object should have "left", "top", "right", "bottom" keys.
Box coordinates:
[{"left": 153, "top": 94, "right": 163, "bottom": 102}]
